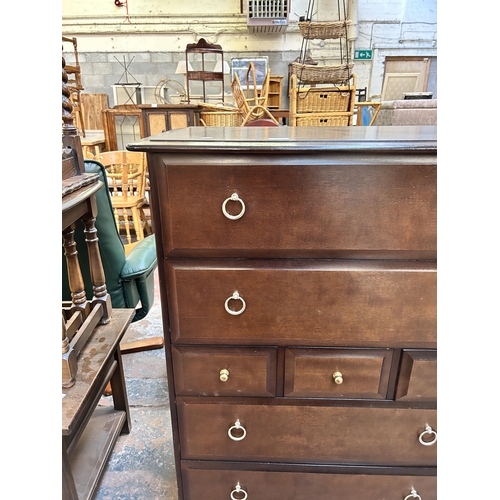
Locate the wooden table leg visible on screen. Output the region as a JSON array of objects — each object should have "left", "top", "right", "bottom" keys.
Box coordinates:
[
  {"left": 62, "top": 441, "right": 79, "bottom": 500},
  {"left": 108, "top": 346, "right": 132, "bottom": 434}
]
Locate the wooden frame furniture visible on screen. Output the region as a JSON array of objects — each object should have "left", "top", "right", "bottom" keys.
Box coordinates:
[
  {"left": 127, "top": 125, "right": 437, "bottom": 500},
  {"left": 354, "top": 101, "right": 382, "bottom": 126},
  {"left": 62, "top": 36, "right": 86, "bottom": 136},
  {"left": 62, "top": 309, "right": 134, "bottom": 500},
  {"left": 96, "top": 150, "right": 150, "bottom": 245},
  {"left": 63, "top": 54, "right": 134, "bottom": 500},
  {"left": 232, "top": 69, "right": 279, "bottom": 126},
  {"left": 102, "top": 104, "right": 200, "bottom": 151},
  {"left": 185, "top": 38, "right": 225, "bottom": 104},
  {"left": 263, "top": 76, "right": 283, "bottom": 109}
]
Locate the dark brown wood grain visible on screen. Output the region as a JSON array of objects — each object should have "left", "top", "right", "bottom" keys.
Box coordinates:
[
  {"left": 181, "top": 467, "right": 437, "bottom": 500},
  {"left": 172, "top": 346, "right": 277, "bottom": 397},
  {"left": 177, "top": 400, "right": 437, "bottom": 466},
  {"left": 395, "top": 349, "right": 437, "bottom": 402},
  {"left": 128, "top": 126, "right": 438, "bottom": 499},
  {"left": 284, "top": 347, "right": 393, "bottom": 399},
  {"left": 166, "top": 260, "right": 437, "bottom": 347},
  {"left": 159, "top": 161, "right": 436, "bottom": 258}
]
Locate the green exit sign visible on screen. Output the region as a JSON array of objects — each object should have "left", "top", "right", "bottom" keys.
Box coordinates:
[{"left": 354, "top": 50, "right": 373, "bottom": 60}]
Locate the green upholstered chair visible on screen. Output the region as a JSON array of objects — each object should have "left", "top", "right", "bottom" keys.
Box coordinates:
[{"left": 62, "top": 159, "right": 157, "bottom": 323}]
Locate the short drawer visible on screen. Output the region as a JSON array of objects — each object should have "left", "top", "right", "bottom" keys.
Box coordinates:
[
  {"left": 166, "top": 260, "right": 436, "bottom": 347},
  {"left": 172, "top": 346, "right": 277, "bottom": 397},
  {"left": 160, "top": 162, "right": 436, "bottom": 258},
  {"left": 284, "top": 347, "right": 393, "bottom": 399},
  {"left": 177, "top": 401, "right": 437, "bottom": 466},
  {"left": 395, "top": 349, "right": 437, "bottom": 402},
  {"left": 182, "top": 467, "right": 437, "bottom": 500}
]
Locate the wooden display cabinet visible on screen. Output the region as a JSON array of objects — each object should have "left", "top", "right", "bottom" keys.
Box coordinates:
[{"left": 103, "top": 105, "right": 201, "bottom": 151}]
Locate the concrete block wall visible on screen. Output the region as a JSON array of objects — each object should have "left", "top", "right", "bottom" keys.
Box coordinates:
[{"left": 63, "top": 50, "right": 302, "bottom": 108}]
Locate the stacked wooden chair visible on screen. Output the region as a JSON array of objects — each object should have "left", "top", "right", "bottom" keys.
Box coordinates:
[{"left": 95, "top": 150, "right": 151, "bottom": 247}]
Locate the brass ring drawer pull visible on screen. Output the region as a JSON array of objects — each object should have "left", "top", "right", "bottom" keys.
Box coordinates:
[
  {"left": 220, "top": 369, "right": 230, "bottom": 382},
  {"left": 332, "top": 371, "right": 343, "bottom": 384},
  {"left": 222, "top": 193, "right": 246, "bottom": 220},
  {"left": 228, "top": 419, "right": 247, "bottom": 441},
  {"left": 404, "top": 488, "right": 422, "bottom": 500},
  {"left": 230, "top": 482, "right": 248, "bottom": 500},
  {"left": 418, "top": 425, "right": 437, "bottom": 446},
  {"left": 225, "top": 292, "right": 246, "bottom": 316}
]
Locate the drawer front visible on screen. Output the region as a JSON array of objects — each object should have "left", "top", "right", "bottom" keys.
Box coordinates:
[
  {"left": 284, "top": 347, "right": 393, "bottom": 399},
  {"left": 166, "top": 260, "right": 436, "bottom": 347},
  {"left": 160, "top": 163, "right": 436, "bottom": 257},
  {"left": 172, "top": 346, "right": 277, "bottom": 397},
  {"left": 395, "top": 350, "right": 437, "bottom": 402},
  {"left": 182, "top": 468, "right": 437, "bottom": 500},
  {"left": 177, "top": 401, "right": 437, "bottom": 466}
]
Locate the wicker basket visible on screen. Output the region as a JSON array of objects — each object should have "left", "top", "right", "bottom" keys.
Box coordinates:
[
  {"left": 199, "top": 103, "right": 243, "bottom": 126},
  {"left": 296, "top": 115, "right": 351, "bottom": 127},
  {"left": 200, "top": 111, "right": 243, "bottom": 126},
  {"left": 291, "top": 62, "right": 354, "bottom": 84},
  {"left": 296, "top": 87, "right": 353, "bottom": 113},
  {"left": 299, "top": 20, "right": 351, "bottom": 40}
]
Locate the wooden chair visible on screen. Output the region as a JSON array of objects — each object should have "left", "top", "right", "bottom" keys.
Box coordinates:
[
  {"left": 231, "top": 65, "right": 279, "bottom": 126},
  {"left": 96, "top": 151, "right": 151, "bottom": 246}
]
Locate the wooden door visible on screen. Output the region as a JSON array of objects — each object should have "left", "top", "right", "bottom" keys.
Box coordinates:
[{"left": 381, "top": 57, "right": 431, "bottom": 100}]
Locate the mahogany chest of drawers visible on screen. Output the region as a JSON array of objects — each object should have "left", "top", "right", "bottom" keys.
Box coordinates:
[{"left": 128, "top": 126, "right": 437, "bottom": 500}]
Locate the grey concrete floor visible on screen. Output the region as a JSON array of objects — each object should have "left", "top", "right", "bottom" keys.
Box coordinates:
[{"left": 94, "top": 268, "right": 179, "bottom": 500}]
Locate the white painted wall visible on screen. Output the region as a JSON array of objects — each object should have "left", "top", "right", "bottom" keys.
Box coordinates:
[{"left": 62, "top": 0, "right": 437, "bottom": 104}]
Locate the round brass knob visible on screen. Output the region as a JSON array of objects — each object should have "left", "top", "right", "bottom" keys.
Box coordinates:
[
  {"left": 220, "top": 369, "right": 229, "bottom": 382},
  {"left": 333, "top": 371, "right": 343, "bottom": 384}
]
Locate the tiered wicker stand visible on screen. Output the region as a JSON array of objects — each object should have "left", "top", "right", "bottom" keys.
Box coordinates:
[{"left": 289, "top": 0, "right": 356, "bottom": 126}]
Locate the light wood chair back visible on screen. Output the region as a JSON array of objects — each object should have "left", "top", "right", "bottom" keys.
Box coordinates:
[
  {"left": 231, "top": 68, "right": 279, "bottom": 127},
  {"left": 96, "top": 151, "right": 150, "bottom": 244}
]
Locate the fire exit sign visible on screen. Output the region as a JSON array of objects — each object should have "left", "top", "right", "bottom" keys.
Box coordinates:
[{"left": 354, "top": 50, "right": 373, "bottom": 60}]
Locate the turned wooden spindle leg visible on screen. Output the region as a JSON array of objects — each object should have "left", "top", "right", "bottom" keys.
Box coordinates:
[
  {"left": 82, "top": 214, "right": 112, "bottom": 323},
  {"left": 62, "top": 315, "right": 77, "bottom": 388},
  {"left": 62, "top": 225, "right": 91, "bottom": 320}
]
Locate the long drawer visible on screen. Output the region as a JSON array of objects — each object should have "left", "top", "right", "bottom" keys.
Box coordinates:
[
  {"left": 166, "top": 260, "right": 437, "bottom": 347},
  {"left": 177, "top": 401, "right": 437, "bottom": 466},
  {"left": 182, "top": 467, "right": 437, "bottom": 500},
  {"left": 159, "top": 162, "right": 436, "bottom": 258}
]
